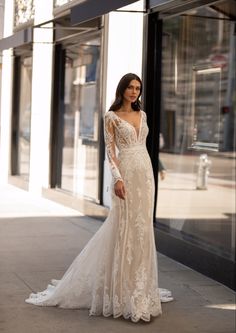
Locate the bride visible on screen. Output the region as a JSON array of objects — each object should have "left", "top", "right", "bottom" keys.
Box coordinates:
[{"left": 25, "top": 73, "right": 173, "bottom": 322}]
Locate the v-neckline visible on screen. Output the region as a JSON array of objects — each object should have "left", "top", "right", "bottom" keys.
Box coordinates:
[{"left": 112, "top": 111, "right": 142, "bottom": 140}]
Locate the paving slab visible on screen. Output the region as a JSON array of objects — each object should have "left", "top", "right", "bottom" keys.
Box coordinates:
[{"left": 0, "top": 184, "right": 235, "bottom": 333}]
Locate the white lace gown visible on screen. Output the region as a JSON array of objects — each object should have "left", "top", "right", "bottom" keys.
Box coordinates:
[{"left": 25, "top": 110, "right": 173, "bottom": 322}]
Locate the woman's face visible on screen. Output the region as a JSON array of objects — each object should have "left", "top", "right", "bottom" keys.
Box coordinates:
[{"left": 123, "top": 79, "right": 141, "bottom": 104}]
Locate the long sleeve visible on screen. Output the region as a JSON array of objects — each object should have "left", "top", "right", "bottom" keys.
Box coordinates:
[{"left": 104, "top": 113, "right": 123, "bottom": 184}]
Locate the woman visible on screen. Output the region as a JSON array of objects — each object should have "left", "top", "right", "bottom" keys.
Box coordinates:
[
  {"left": 159, "top": 133, "right": 167, "bottom": 180},
  {"left": 159, "top": 159, "right": 166, "bottom": 180},
  {"left": 25, "top": 73, "right": 173, "bottom": 322}
]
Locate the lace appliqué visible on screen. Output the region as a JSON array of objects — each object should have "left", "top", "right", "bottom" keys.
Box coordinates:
[{"left": 104, "top": 113, "right": 123, "bottom": 184}]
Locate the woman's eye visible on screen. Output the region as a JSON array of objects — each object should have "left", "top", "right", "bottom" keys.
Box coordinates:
[{"left": 127, "top": 86, "right": 140, "bottom": 90}]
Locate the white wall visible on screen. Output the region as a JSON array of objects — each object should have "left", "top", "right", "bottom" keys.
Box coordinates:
[
  {"left": 102, "top": 1, "right": 144, "bottom": 206},
  {"left": 28, "top": 0, "right": 54, "bottom": 194},
  {"left": 0, "top": 0, "right": 54, "bottom": 192}
]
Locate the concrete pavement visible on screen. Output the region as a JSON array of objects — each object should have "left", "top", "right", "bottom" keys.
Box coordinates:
[{"left": 0, "top": 184, "right": 235, "bottom": 333}]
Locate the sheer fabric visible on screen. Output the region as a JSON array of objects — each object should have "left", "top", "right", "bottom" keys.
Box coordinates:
[{"left": 25, "top": 110, "right": 173, "bottom": 322}]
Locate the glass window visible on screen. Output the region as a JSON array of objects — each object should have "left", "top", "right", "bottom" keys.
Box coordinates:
[
  {"left": 14, "top": 0, "right": 34, "bottom": 27},
  {"left": 17, "top": 56, "right": 32, "bottom": 180},
  {"left": 60, "top": 37, "right": 101, "bottom": 201},
  {"left": 156, "top": 2, "right": 236, "bottom": 261}
]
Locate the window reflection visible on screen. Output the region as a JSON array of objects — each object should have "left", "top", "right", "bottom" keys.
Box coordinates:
[
  {"left": 14, "top": 0, "right": 35, "bottom": 27},
  {"left": 61, "top": 38, "right": 101, "bottom": 201},
  {"left": 18, "top": 56, "right": 32, "bottom": 180},
  {"left": 156, "top": 3, "right": 236, "bottom": 260}
]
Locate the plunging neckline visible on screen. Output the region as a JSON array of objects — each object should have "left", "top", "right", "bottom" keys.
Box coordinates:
[{"left": 112, "top": 111, "right": 143, "bottom": 140}]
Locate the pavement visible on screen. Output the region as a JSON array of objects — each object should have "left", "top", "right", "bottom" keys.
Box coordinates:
[{"left": 0, "top": 184, "right": 235, "bottom": 333}]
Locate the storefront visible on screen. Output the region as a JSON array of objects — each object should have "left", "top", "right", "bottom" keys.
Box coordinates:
[
  {"left": 2, "top": 0, "right": 234, "bottom": 290},
  {"left": 40, "top": 0, "right": 144, "bottom": 212},
  {"left": 0, "top": 0, "right": 144, "bottom": 213},
  {"left": 48, "top": 0, "right": 143, "bottom": 208},
  {"left": 144, "top": 0, "right": 236, "bottom": 290},
  {"left": 0, "top": 0, "right": 33, "bottom": 188},
  {"left": 11, "top": 52, "right": 32, "bottom": 182},
  {"left": 50, "top": 15, "right": 103, "bottom": 203}
]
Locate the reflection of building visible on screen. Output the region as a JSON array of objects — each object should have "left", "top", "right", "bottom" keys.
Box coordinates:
[
  {"left": 144, "top": 0, "right": 236, "bottom": 291},
  {"left": 0, "top": 0, "right": 235, "bottom": 291}
]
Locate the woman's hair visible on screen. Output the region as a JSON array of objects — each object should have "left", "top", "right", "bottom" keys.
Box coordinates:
[{"left": 109, "top": 73, "right": 142, "bottom": 112}]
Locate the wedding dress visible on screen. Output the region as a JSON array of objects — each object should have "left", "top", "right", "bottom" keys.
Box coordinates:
[{"left": 25, "top": 110, "right": 173, "bottom": 322}]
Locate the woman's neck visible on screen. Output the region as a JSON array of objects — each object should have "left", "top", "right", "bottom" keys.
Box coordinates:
[{"left": 121, "top": 101, "right": 132, "bottom": 113}]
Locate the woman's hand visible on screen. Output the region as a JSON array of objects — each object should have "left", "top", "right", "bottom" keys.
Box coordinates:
[{"left": 114, "top": 180, "right": 126, "bottom": 200}]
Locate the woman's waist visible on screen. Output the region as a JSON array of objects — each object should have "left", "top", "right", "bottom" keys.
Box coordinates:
[
  {"left": 118, "top": 144, "right": 147, "bottom": 155},
  {"left": 118, "top": 144, "right": 153, "bottom": 174}
]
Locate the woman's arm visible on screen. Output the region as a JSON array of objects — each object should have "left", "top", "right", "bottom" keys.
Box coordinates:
[
  {"left": 104, "top": 113, "right": 125, "bottom": 199},
  {"left": 104, "top": 112, "right": 123, "bottom": 183}
]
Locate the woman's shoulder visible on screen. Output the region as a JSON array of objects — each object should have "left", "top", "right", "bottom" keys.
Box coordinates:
[
  {"left": 140, "top": 110, "right": 147, "bottom": 118},
  {"left": 105, "top": 109, "right": 145, "bottom": 119},
  {"left": 104, "top": 111, "right": 116, "bottom": 124},
  {"left": 104, "top": 110, "right": 114, "bottom": 118}
]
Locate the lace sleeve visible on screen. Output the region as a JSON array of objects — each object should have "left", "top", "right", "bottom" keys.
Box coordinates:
[{"left": 104, "top": 112, "right": 123, "bottom": 184}]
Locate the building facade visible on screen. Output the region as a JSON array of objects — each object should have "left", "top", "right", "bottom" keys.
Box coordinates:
[
  {"left": 0, "top": 0, "right": 4, "bottom": 118},
  {"left": 0, "top": 0, "right": 235, "bottom": 290}
]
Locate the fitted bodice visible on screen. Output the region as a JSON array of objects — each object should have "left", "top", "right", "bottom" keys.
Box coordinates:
[
  {"left": 106, "top": 111, "right": 148, "bottom": 150},
  {"left": 104, "top": 110, "right": 149, "bottom": 184}
]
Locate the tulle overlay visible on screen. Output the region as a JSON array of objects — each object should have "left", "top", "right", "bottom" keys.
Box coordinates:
[{"left": 25, "top": 111, "right": 173, "bottom": 322}]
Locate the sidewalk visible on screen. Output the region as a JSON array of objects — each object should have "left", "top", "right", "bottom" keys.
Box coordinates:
[{"left": 0, "top": 184, "right": 235, "bottom": 333}]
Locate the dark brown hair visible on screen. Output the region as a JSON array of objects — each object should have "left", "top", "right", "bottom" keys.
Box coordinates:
[{"left": 109, "top": 73, "right": 142, "bottom": 112}]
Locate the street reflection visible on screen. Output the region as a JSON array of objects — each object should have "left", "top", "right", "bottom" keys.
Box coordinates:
[
  {"left": 156, "top": 2, "right": 236, "bottom": 261},
  {"left": 61, "top": 39, "right": 101, "bottom": 202}
]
